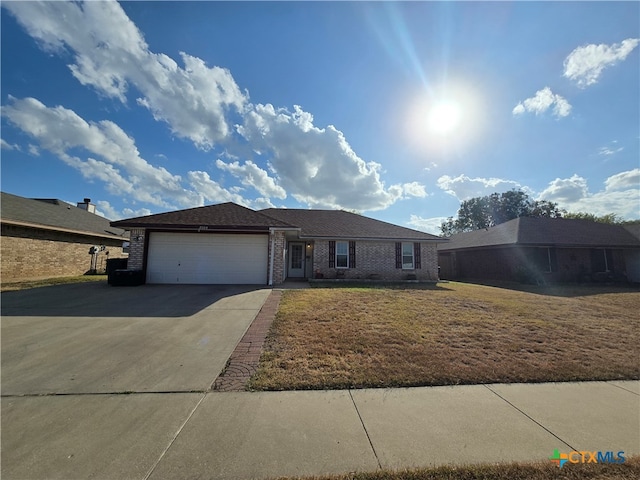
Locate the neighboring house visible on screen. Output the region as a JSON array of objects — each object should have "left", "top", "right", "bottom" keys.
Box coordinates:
[
  {"left": 437, "top": 216, "right": 640, "bottom": 284},
  {"left": 623, "top": 223, "right": 640, "bottom": 283},
  {"left": 1, "top": 192, "right": 129, "bottom": 282},
  {"left": 110, "top": 202, "right": 445, "bottom": 285}
]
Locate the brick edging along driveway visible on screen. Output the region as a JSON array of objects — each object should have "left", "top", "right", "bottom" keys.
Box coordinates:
[{"left": 212, "top": 289, "right": 282, "bottom": 392}]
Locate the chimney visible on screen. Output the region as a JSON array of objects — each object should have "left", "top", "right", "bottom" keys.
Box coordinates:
[{"left": 77, "top": 197, "right": 96, "bottom": 214}]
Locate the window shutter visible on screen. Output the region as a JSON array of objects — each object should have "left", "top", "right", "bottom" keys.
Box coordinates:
[
  {"left": 329, "top": 241, "right": 335, "bottom": 268},
  {"left": 414, "top": 243, "right": 422, "bottom": 269},
  {"left": 395, "top": 242, "right": 402, "bottom": 269},
  {"left": 349, "top": 241, "right": 356, "bottom": 268}
]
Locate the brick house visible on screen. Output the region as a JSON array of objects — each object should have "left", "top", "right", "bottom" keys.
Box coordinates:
[
  {"left": 111, "top": 202, "right": 445, "bottom": 285},
  {"left": 437, "top": 216, "right": 640, "bottom": 284},
  {"left": 1, "top": 192, "right": 129, "bottom": 282}
]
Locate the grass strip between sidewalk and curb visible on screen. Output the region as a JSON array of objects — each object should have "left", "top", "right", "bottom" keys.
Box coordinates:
[{"left": 274, "top": 456, "right": 640, "bottom": 480}]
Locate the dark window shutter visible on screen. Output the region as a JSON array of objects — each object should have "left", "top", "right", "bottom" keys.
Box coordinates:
[
  {"left": 329, "top": 241, "right": 336, "bottom": 268},
  {"left": 349, "top": 241, "right": 356, "bottom": 268},
  {"left": 414, "top": 242, "right": 422, "bottom": 269},
  {"left": 395, "top": 242, "right": 402, "bottom": 269}
]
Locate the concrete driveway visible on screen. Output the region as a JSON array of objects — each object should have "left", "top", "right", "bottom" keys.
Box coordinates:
[{"left": 1, "top": 282, "right": 271, "bottom": 395}]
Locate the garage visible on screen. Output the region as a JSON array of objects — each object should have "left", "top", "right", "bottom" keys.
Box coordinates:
[{"left": 146, "top": 232, "right": 268, "bottom": 284}]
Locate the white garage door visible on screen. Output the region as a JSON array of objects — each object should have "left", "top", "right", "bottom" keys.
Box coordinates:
[{"left": 146, "top": 232, "right": 268, "bottom": 284}]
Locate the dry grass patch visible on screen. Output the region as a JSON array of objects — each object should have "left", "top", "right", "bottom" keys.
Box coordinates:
[
  {"left": 249, "top": 283, "right": 639, "bottom": 390},
  {"left": 275, "top": 456, "right": 640, "bottom": 480},
  {"left": 0, "top": 275, "right": 107, "bottom": 292}
]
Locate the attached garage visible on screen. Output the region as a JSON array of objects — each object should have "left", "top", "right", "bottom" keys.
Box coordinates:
[{"left": 146, "top": 232, "right": 268, "bottom": 284}]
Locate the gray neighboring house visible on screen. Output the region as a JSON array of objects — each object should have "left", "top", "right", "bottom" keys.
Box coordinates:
[
  {"left": 1, "top": 192, "right": 129, "bottom": 282},
  {"left": 111, "top": 202, "right": 446, "bottom": 285},
  {"left": 437, "top": 216, "right": 640, "bottom": 284}
]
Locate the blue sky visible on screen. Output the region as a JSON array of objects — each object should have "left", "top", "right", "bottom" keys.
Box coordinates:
[{"left": 1, "top": 1, "right": 638, "bottom": 233}]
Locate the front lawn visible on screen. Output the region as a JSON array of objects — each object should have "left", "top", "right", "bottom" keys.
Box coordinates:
[
  {"left": 0, "top": 274, "right": 107, "bottom": 292},
  {"left": 249, "top": 282, "right": 640, "bottom": 390}
]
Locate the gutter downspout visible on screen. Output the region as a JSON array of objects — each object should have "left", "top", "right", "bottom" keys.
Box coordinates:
[{"left": 268, "top": 228, "right": 276, "bottom": 286}]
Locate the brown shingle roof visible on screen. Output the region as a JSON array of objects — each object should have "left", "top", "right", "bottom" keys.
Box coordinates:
[
  {"left": 1, "top": 191, "right": 127, "bottom": 239},
  {"left": 260, "top": 208, "right": 444, "bottom": 241},
  {"left": 438, "top": 217, "right": 640, "bottom": 251},
  {"left": 111, "top": 202, "right": 295, "bottom": 231}
]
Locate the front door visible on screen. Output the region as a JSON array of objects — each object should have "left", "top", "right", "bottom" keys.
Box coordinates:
[{"left": 288, "top": 242, "right": 305, "bottom": 278}]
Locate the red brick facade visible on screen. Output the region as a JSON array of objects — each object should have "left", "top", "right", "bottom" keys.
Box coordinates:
[
  {"left": 312, "top": 240, "right": 439, "bottom": 281},
  {"left": 1, "top": 224, "right": 128, "bottom": 282}
]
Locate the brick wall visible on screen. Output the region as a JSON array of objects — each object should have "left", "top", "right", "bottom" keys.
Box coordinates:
[
  {"left": 126, "top": 228, "right": 145, "bottom": 270},
  {"left": 270, "top": 230, "right": 286, "bottom": 284},
  {"left": 1, "top": 224, "right": 128, "bottom": 282},
  {"left": 313, "top": 240, "right": 439, "bottom": 281}
]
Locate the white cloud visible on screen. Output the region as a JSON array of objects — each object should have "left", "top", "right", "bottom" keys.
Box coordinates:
[
  {"left": 604, "top": 168, "right": 640, "bottom": 191},
  {"left": 402, "top": 182, "right": 427, "bottom": 198},
  {"left": 407, "top": 215, "right": 447, "bottom": 235},
  {"left": 599, "top": 146, "right": 624, "bottom": 156},
  {"left": 95, "top": 200, "right": 121, "bottom": 220},
  {"left": 3, "top": 1, "right": 247, "bottom": 149},
  {"left": 563, "top": 38, "right": 640, "bottom": 88},
  {"left": 538, "top": 170, "right": 640, "bottom": 219},
  {"left": 186, "top": 171, "right": 251, "bottom": 207},
  {"left": 1, "top": 138, "right": 21, "bottom": 151},
  {"left": 537, "top": 174, "right": 589, "bottom": 204},
  {"left": 28, "top": 144, "right": 40, "bottom": 156},
  {"left": 122, "top": 206, "right": 153, "bottom": 219},
  {"left": 1, "top": 96, "right": 194, "bottom": 209},
  {"left": 512, "top": 87, "right": 572, "bottom": 118},
  {"left": 215, "top": 159, "right": 287, "bottom": 199},
  {"left": 237, "top": 104, "right": 405, "bottom": 211},
  {"left": 3, "top": 1, "right": 433, "bottom": 213},
  {"left": 437, "top": 174, "right": 527, "bottom": 201}
]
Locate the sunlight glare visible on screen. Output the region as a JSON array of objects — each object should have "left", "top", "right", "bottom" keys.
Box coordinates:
[{"left": 428, "top": 101, "right": 462, "bottom": 135}]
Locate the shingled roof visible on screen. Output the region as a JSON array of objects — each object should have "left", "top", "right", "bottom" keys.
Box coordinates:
[
  {"left": 1, "top": 192, "right": 127, "bottom": 240},
  {"left": 438, "top": 216, "right": 640, "bottom": 251},
  {"left": 260, "top": 208, "right": 444, "bottom": 241},
  {"left": 110, "top": 202, "right": 445, "bottom": 241},
  {"left": 111, "top": 202, "right": 295, "bottom": 231}
]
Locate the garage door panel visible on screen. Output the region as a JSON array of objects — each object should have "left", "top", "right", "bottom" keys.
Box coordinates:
[{"left": 146, "top": 233, "right": 268, "bottom": 284}]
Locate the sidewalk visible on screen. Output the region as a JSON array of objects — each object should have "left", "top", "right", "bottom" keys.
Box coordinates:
[{"left": 3, "top": 381, "right": 638, "bottom": 479}]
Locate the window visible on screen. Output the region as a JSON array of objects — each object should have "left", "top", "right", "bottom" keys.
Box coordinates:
[
  {"left": 336, "top": 241, "right": 348, "bottom": 268},
  {"left": 402, "top": 242, "right": 414, "bottom": 269}
]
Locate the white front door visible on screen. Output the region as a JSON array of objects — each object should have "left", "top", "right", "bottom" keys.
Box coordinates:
[{"left": 288, "top": 242, "right": 305, "bottom": 278}]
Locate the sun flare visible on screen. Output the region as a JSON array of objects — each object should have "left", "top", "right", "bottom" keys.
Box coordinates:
[{"left": 428, "top": 101, "right": 462, "bottom": 135}]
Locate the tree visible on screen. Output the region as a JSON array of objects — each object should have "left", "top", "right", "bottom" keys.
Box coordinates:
[
  {"left": 440, "top": 190, "right": 563, "bottom": 236},
  {"left": 562, "top": 212, "right": 621, "bottom": 224}
]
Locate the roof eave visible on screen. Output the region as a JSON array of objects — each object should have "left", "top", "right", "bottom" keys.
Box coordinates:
[{"left": 1, "top": 218, "right": 129, "bottom": 241}]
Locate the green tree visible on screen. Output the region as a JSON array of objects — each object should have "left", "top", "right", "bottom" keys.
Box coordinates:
[
  {"left": 562, "top": 212, "right": 621, "bottom": 224},
  {"left": 440, "top": 190, "right": 563, "bottom": 236}
]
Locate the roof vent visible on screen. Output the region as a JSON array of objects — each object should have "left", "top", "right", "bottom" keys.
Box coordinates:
[{"left": 77, "top": 198, "right": 96, "bottom": 214}]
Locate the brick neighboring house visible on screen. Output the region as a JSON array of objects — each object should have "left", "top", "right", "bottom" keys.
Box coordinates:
[
  {"left": 110, "top": 202, "right": 446, "bottom": 285},
  {"left": 1, "top": 192, "right": 129, "bottom": 282},
  {"left": 437, "top": 216, "right": 640, "bottom": 284}
]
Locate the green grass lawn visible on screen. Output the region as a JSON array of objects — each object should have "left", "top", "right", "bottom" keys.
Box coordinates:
[{"left": 249, "top": 282, "right": 640, "bottom": 390}]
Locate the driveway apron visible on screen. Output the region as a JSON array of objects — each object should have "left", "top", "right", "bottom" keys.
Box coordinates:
[{"left": 1, "top": 283, "right": 271, "bottom": 395}]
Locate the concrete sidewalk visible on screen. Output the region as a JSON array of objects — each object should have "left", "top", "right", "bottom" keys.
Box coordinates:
[{"left": 2, "top": 381, "right": 638, "bottom": 479}]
